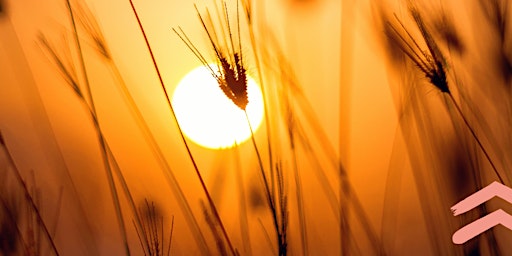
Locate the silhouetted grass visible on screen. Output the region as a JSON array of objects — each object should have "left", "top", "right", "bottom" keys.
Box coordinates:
[
  {"left": 7, "top": 0, "right": 370, "bottom": 254},
  {"left": 0, "top": 0, "right": 457, "bottom": 255},
  {"left": 74, "top": 2, "right": 210, "bottom": 253},
  {"left": 128, "top": 0, "right": 235, "bottom": 254},
  {"left": 39, "top": 30, "right": 132, "bottom": 254},
  {"left": 0, "top": 132, "right": 60, "bottom": 256},
  {"left": 64, "top": 1, "right": 131, "bottom": 254},
  {"left": 173, "top": 1, "right": 290, "bottom": 255},
  {"left": 134, "top": 200, "right": 174, "bottom": 256},
  {"left": 375, "top": 0, "right": 512, "bottom": 255}
]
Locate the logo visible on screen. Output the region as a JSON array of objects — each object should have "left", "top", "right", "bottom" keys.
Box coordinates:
[{"left": 451, "top": 181, "right": 512, "bottom": 244}]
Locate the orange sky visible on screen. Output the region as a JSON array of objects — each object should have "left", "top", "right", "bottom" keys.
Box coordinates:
[{"left": 0, "top": 0, "right": 448, "bottom": 255}]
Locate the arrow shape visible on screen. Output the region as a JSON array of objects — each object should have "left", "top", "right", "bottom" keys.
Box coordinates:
[
  {"left": 451, "top": 181, "right": 512, "bottom": 216},
  {"left": 452, "top": 209, "right": 512, "bottom": 244},
  {"left": 451, "top": 181, "right": 512, "bottom": 244}
]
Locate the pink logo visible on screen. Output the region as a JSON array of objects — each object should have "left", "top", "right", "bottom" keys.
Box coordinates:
[{"left": 451, "top": 181, "right": 512, "bottom": 244}]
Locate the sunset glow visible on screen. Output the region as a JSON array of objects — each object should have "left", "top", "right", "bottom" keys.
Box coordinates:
[
  {"left": 172, "top": 64, "right": 264, "bottom": 149},
  {"left": 5, "top": 0, "right": 508, "bottom": 254}
]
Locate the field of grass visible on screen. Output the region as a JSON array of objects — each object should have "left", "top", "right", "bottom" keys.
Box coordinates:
[{"left": 0, "top": 0, "right": 511, "bottom": 255}]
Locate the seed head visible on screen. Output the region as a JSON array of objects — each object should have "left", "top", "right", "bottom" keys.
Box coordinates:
[
  {"left": 218, "top": 53, "right": 248, "bottom": 109},
  {"left": 384, "top": 5, "right": 450, "bottom": 93},
  {"left": 174, "top": 2, "right": 249, "bottom": 110}
]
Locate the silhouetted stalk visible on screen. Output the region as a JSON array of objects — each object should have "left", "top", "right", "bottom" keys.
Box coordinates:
[
  {"left": 0, "top": 134, "right": 60, "bottom": 256},
  {"left": 289, "top": 122, "right": 383, "bottom": 254},
  {"left": 65, "top": 1, "right": 131, "bottom": 254},
  {"left": 106, "top": 61, "right": 209, "bottom": 254},
  {"left": 3, "top": 9, "right": 99, "bottom": 254},
  {"left": 244, "top": 112, "right": 287, "bottom": 256},
  {"left": 134, "top": 200, "right": 172, "bottom": 256},
  {"left": 381, "top": 5, "right": 504, "bottom": 253},
  {"left": 128, "top": 1, "right": 235, "bottom": 255},
  {"left": 448, "top": 93, "right": 503, "bottom": 255},
  {"left": 340, "top": 0, "right": 355, "bottom": 253},
  {"left": 50, "top": 188, "right": 64, "bottom": 237},
  {"left": 166, "top": 216, "right": 174, "bottom": 256},
  {"left": 384, "top": 4, "right": 505, "bottom": 184},
  {"left": 0, "top": 194, "right": 28, "bottom": 254},
  {"left": 284, "top": 95, "right": 308, "bottom": 255},
  {"left": 241, "top": 0, "right": 275, "bottom": 178},
  {"left": 40, "top": 30, "right": 140, "bottom": 255},
  {"left": 105, "top": 142, "right": 150, "bottom": 253},
  {"left": 447, "top": 93, "right": 504, "bottom": 183},
  {"left": 232, "top": 143, "right": 252, "bottom": 256},
  {"left": 290, "top": 138, "right": 308, "bottom": 256}
]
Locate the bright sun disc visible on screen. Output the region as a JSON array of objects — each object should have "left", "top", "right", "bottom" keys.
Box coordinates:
[{"left": 172, "top": 65, "right": 264, "bottom": 149}]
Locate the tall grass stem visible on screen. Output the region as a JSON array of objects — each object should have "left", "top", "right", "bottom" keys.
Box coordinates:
[{"left": 128, "top": 1, "right": 235, "bottom": 254}]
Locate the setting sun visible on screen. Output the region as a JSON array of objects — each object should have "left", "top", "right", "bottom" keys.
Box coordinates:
[
  {"left": 172, "top": 64, "right": 264, "bottom": 149},
  {"left": 6, "top": 0, "right": 507, "bottom": 254}
]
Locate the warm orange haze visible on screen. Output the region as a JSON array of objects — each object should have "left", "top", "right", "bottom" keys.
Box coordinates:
[
  {"left": 172, "top": 65, "right": 264, "bottom": 149},
  {"left": 1, "top": 0, "right": 512, "bottom": 255}
]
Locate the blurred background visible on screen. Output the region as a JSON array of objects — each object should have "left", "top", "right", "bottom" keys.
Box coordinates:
[{"left": 2, "top": 0, "right": 510, "bottom": 255}]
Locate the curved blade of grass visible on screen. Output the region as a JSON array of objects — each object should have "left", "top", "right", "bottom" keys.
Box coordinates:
[
  {"left": 0, "top": 133, "right": 60, "bottom": 256},
  {"left": 3, "top": 12, "right": 100, "bottom": 251},
  {"left": 106, "top": 62, "right": 210, "bottom": 254},
  {"left": 128, "top": 1, "right": 235, "bottom": 254},
  {"left": 65, "top": 1, "right": 131, "bottom": 254},
  {"left": 72, "top": 1, "right": 210, "bottom": 247}
]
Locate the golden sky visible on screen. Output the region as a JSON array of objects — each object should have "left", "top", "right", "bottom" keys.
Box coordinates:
[{"left": 1, "top": 0, "right": 475, "bottom": 255}]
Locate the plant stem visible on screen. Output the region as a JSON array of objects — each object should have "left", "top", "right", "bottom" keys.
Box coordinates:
[
  {"left": 106, "top": 60, "right": 209, "bottom": 254},
  {"left": 244, "top": 111, "right": 285, "bottom": 256},
  {"left": 290, "top": 140, "right": 308, "bottom": 256},
  {"left": 448, "top": 93, "right": 505, "bottom": 184},
  {"left": 128, "top": 1, "right": 235, "bottom": 255},
  {"left": 1, "top": 135, "right": 60, "bottom": 256},
  {"left": 448, "top": 93, "right": 502, "bottom": 255},
  {"left": 65, "top": 1, "right": 131, "bottom": 254},
  {"left": 232, "top": 143, "right": 252, "bottom": 256},
  {"left": 243, "top": 0, "right": 275, "bottom": 180}
]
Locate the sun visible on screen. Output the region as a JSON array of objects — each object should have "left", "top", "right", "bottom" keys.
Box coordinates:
[{"left": 171, "top": 64, "right": 264, "bottom": 149}]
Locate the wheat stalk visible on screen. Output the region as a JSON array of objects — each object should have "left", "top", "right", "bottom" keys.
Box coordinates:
[
  {"left": 72, "top": 1, "right": 210, "bottom": 252},
  {"left": 385, "top": 4, "right": 505, "bottom": 185},
  {"left": 173, "top": 1, "right": 290, "bottom": 254},
  {"left": 128, "top": 1, "right": 236, "bottom": 254}
]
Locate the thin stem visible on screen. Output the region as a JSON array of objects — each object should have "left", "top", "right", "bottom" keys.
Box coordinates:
[
  {"left": 65, "top": 1, "right": 130, "bottom": 254},
  {"left": 244, "top": 111, "right": 283, "bottom": 255},
  {"left": 4, "top": 14, "right": 99, "bottom": 253},
  {"left": 448, "top": 93, "right": 505, "bottom": 184},
  {"left": 233, "top": 143, "right": 252, "bottom": 256},
  {"left": 128, "top": 1, "right": 235, "bottom": 255},
  {"left": 340, "top": 0, "right": 353, "bottom": 253},
  {"left": 1, "top": 137, "right": 60, "bottom": 256},
  {"left": 291, "top": 142, "right": 308, "bottom": 255},
  {"left": 244, "top": 111, "right": 267, "bottom": 186},
  {"left": 106, "top": 60, "right": 209, "bottom": 253},
  {"left": 105, "top": 140, "right": 150, "bottom": 254},
  {"left": 167, "top": 215, "right": 174, "bottom": 256},
  {"left": 65, "top": 0, "right": 95, "bottom": 113},
  {"left": 243, "top": 1, "right": 274, "bottom": 180},
  {"left": 95, "top": 127, "right": 131, "bottom": 255},
  {"left": 285, "top": 93, "right": 308, "bottom": 255}
]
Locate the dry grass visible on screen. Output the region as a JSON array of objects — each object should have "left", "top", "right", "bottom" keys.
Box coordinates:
[
  {"left": 11, "top": 0, "right": 377, "bottom": 254},
  {"left": 0, "top": 133, "right": 60, "bottom": 255},
  {"left": 375, "top": 0, "right": 512, "bottom": 255},
  {"left": 3, "top": 0, "right": 511, "bottom": 255}
]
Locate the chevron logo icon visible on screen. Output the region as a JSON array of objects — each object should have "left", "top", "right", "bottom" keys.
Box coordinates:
[{"left": 451, "top": 181, "right": 512, "bottom": 244}]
